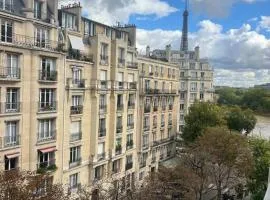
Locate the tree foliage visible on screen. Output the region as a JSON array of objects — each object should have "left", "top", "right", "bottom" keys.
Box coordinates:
[
  {"left": 182, "top": 102, "right": 225, "bottom": 142},
  {"left": 247, "top": 137, "right": 270, "bottom": 200},
  {"left": 226, "top": 106, "right": 257, "bottom": 134}
]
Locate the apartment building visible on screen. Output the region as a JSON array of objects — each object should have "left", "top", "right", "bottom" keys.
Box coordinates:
[
  {"left": 0, "top": 0, "right": 179, "bottom": 193},
  {"left": 136, "top": 57, "right": 178, "bottom": 181}
]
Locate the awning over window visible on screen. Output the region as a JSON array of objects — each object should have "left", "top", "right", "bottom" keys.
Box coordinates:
[
  {"left": 39, "top": 146, "right": 56, "bottom": 153},
  {"left": 6, "top": 152, "right": 20, "bottom": 159},
  {"left": 69, "top": 35, "right": 85, "bottom": 51}
]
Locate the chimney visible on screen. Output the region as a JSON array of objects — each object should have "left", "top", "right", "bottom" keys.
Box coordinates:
[
  {"left": 195, "top": 46, "right": 200, "bottom": 60},
  {"left": 166, "top": 44, "right": 171, "bottom": 62},
  {"left": 146, "top": 46, "right": 150, "bottom": 57}
]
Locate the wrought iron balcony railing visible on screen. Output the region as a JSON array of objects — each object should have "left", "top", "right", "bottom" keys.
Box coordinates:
[
  {"left": 126, "top": 62, "right": 138, "bottom": 69},
  {"left": 0, "top": 135, "right": 20, "bottom": 149},
  {"left": 39, "top": 70, "right": 57, "bottom": 82},
  {"left": 67, "top": 49, "right": 93, "bottom": 62},
  {"left": 70, "top": 105, "right": 83, "bottom": 115},
  {"left": 0, "top": 102, "right": 21, "bottom": 114},
  {"left": 0, "top": 67, "right": 20, "bottom": 80},
  {"left": 38, "top": 101, "right": 57, "bottom": 112},
  {"left": 69, "top": 157, "right": 82, "bottom": 168},
  {"left": 70, "top": 132, "right": 82, "bottom": 142},
  {"left": 37, "top": 130, "right": 56, "bottom": 143},
  {"left": 100, "top": 55, "right": 109, "bottom": 65}
]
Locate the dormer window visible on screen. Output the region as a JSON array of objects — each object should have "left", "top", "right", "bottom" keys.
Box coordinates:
[
  {"left": 0, "top": 0, "right": 14, "bottom": 12},
  {"left": 84, "top": 20, "right": 95, "bottom": 36},
  {"left": 34, "top": 0, "right": 42, "bottom": 19},
  {"left": 62, "top": 12, "right": 77, "bottom": 31}
]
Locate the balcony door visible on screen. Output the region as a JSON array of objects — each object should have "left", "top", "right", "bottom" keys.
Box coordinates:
[
  {"left": 1, "top": 20, "right": 12, "bottom": 43},
  {"left": 41, "top": 58, "right": 55, "bottom": 80},
  {"left": 35, "top": 27, "right": 48, "bottom": 48},
  {"left": 39, "top": 89, "right": 54, "bottom": 108},
  {"left": 5, "top": 121, "right": 18, "bottom": 145},
  {"left": 6, "top": 88, "right": 18, "bottom": 111},
  {"left": 72, "top": 67, "right": 82, "bottom": 84},
  {"left": 7, "top": 54, "right": 18, "bottom": 78}
]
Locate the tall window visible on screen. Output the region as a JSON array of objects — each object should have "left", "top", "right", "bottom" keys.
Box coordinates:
[
  {"left": 105, "top": 27, "right": 111, "bottom": 38},
  {"left": 100, "top": 43, "right": 108, "bottom": 61},
  {"left": 34, "top": 0, "right": 42, "bottom": 19},
  {"left": 5, "top": 121, "right": 18, "bottom": 145},
  {"left": 39, "top": 89, "right": 55, "bottom": 110},
  {"left": 70, "top": 121, "right": 81, "bottom": 142},
  {"left": 127, "top": 114, "right": 134, "bottom": 127},
  {"left": 99, "top": 94, "right": 106, "bottom": 110},
  {"left": 1, "top": 19, "right": 12, "bottom": 42},
  {"left": 40, "top": 58, "right": 56, "bottom": 81},
  {"left": 190, "top": 82, "right": 197, "bottom": 91},
  {"left": 95, "top": 165, "right": 104, "bottom": 180},
  {"left": 84, "top": 21, "right": 96, "bottom": 36},
  {"left": 38, "top": 119, "right": 55, "bottom": 141},
  {"left": 72, "top": 95, "right": 82, "bottom": 107},
  {"left": 0, "top": 0, "right": 14, "bottom": 12},
  {"left": 7, "top": 54, "right": 19, "bottom": 78},
  {"left": 118, "top": 48, "right": 125, "bottom": 62},
  {"left": 6, "top": 88, "right": 19, "bottom": 112},
  {"left": 5, "top": 155, "right": 18, "bottom": 170},
  {"left": 35, "top": 27, "right": 49, "bottom": 48},
  {"left": 70, "top": 173, "right": 79, "bottom": 188},
  {"left": 38, "top": 150, "right": 55, "bottom": 168},
  {"left": 70, "top": 146, "right": 81, "bottom": 163}
]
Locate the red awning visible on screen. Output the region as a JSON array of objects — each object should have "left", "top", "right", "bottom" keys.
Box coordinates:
[
  {"left": 6, "top": 153, "right": 20, "bottom": 159},
  {"left": 39, "top": 146, "right": 56, "bottom": 153}
]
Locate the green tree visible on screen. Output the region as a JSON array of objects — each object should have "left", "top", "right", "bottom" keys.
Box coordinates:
[
  {"left": 182, "top": 102, "right": 225, "bottom": 143},
  {"left": 247, "top": 137, "right": 270, "bottom": 200},
  {"left": 226, "top": 106, "right": 257, "bottom": 134}
]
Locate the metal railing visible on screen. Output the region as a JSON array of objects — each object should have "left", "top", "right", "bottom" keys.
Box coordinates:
[
  {"left": 38, "top": 101, "right": 57, "bottom": 112},
  {"left": 36, "top": 159, "right": 56, "bottom": 173},
  {"left": 67, "top": 49, "right": 93, "bottom": 62},
  {"left": 127, "top": 62, "right": 138, "bottom": 69},
  {"left": 0, "top": 135, "right": 20, "bottom": 149},
  {"left": 70, "top": 105, "right": 83, "bottom": 115},
  {"left": 69, "top": 157, "right": 82, "bottom": 168},
  {"left": 118, "top": 58, "right": 125, "bottom": 66},
  {"left": 0, "top": 34, "right": 62, "bottom": 52},
  {"left": 70, "top": 132, "right": 82, "bottom": 142},
  {"left": 37, "top": 131, "right": 56, "bottom": 143},
  {"left": 39, "top": 70, "right": 57, "bottom": 81},
  {"left": 100, "top": 55, "right": 109, "bottom": 65},
  {"left": 0, "top": 67, "right": 20, "bottom": 80},
  {"left": 99, "top": 104, "right": 107, "bottom": 113},
  {"left": 0, "top": 102, "right": 21, "bottom": 113}
]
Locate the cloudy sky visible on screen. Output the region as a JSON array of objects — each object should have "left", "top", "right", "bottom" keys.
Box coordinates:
[{"left": 59, "top": 0, "right": 270, "bottom": 87}]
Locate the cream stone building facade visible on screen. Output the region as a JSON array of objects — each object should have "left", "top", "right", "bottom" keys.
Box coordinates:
[{"left": 0, "top": 0, "right": 194, "bottom": 192}]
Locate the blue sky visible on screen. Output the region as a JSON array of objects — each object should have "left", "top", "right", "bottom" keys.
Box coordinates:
[{"left": 60, "top": 0, "right": 270, "bottom": 87}]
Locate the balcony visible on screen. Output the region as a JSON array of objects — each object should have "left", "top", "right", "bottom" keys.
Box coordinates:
[
  {"left": 127, "top": 123, "right": 134, "bottom": 130},
  {"left": 0, "top": 34, "right": 62, "bottom": 52},
  {"left": 128, "top": 102, "right": 135, "bottom": 109},
  {"left": 70, "top": 105, "right": 83, "bottom": 115},
  {"left": 116, "top": 126, "right": 123, "bottom": 134},
  {"left": 37, "top": 131, "right": 56, "bottom": 143},
  {"left": 70, "top": 132, "right": 82, "bottom": 142},
  {"left": 97, "top": 152, "right": 106, "bottom": 161},
  {"left": 0, "top": 67, "right": 20, "bottom": 81},
  {"left": 117, "top": 104, "right": 124, "bottom": 111},
  {"left": 100, "top": 55, "right": 109, "bottom": 65},
  {"left": 115, "top": 145, "right": 122, "bottom": 155},
  {"left": 39, "top": 70, "right": 57, "bottom": 82},
  {"left": 144, "top": 105, "right": 151, "bottom": 113},
  {"left": 99, "top": 104, "right": 107, "bottom": 113},
  {"left": 128, "top": 82, "right": 137, "bottom": 90},
  {"left": 0, "top": 102, "right": 21, "bottom": 114},
  {"left": 36, "top": 159, "right": 57, "bottom": 174},
  {"left": 0, "top": 135, "right": 20, "bottom": 149},
  {"left": 99, "top": 128, "right": 106, "bottom": 137},
  {"left": 149, "top": 72, "right": 154, "bottom": 76},
  {"left": 69, "top": 158, "right": 82, "bottom": 168},
  {"left": 125, "top": 162, "right": 133, "bottom": 170},
  {"left": 67, "top": 78, "right": 86, "bottom": 89},
  {"left": 67, "top": 49, "right": 93, "bottom": 62},
  {"left": 38, "top": 101, "right": 57, "bottom": 112},
  {"left": 126, "top": 140, "right": 134, "bottom": 150},
  {"left": 118, "top": 58, "right": 125, "bottom": 67},
  {"left": 127, "top": 62, "right": 138, "bottom": 69}
]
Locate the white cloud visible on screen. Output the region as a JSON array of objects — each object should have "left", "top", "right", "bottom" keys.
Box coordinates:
[
  {"left": 59, "top": 0, "right": 177, "bottom": 25},
  {"left": 257, "top": 16, "right": 270, "bottom": 32},
  {"left": 137, "top": 20, "right": 270, "bottom": 87},
  {"left": 190, "top": 0, "right": 259, "bottom": 18}
]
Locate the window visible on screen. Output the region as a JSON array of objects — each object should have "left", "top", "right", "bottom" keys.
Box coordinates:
[
  {"left": 40, "top": 58, "right": 56, "bottom": 81},
  {"left": 100, "top": 43, "right": 108, "bottom": 60},
  {"left": 191, "top": 72, "right": 197, "bottom": 78},
  {"left": 5, "top": 121, "right": 18, "bottom": 146},
  {"left": 153, "top": 115, "right": 157, "bottom": 127},
  {"left": 0, "top": 0, "right": 13, "bottom": 12},
  {"left": 180, "top": 92, "right": 185, "bottom": 100},
  {"left": 180, "top": 114, "right": 184, "bottom": 121},
  {"left": 180, "top": 104, "right": 184, "bottom": 111},
  {"left": 144, "top": 116, "right": 150, "bottom": 129},
  {"left": 116, "top": 31, "right": 125, "bottom": 40},
  {"left": 7, "top": 54, "right": 19, "bottom": 78},
  {"left": 100, "top": 70, "right": 107, "bottom": 88},
  {"left": 35, "top": 27, "right": 49, "bottom": 48},
  {"left": 70, "top": 121, "right": 81, "bottom": 142},
  {"left": 95, "top": 165, "right": 104, "bottom": 180},
  {"left": 180, "top": 82, "right": 185, "bottom": 90},
  {"left": 162, "top": 82, "right": 165, "bottom": 91},
  {"left": 112, "top": 159, "right": 121, "bottom": 173},
  {"left": 127, "top": 134, "right": 133, "bottom": 148},
  {"left": 201, "top": 72, "right": 205, "bottom": 78},
  {"left": 1, "top": 19, "right": 12, "bottom": 42},
  {"left": 161, "top": 114, "right": 165, "bottom": 126},
  {"left": 34, "top": 0, "right": 42, "bottom": 19},
  {"left": 180, "top": 72, "right": 184, "bottom": 77},
  {"left": 105, "top": 27, "right": 111, "bottom": 38},
  {"left": 117, "top": 72, "right": 124, "bottom": 89},
  {"left": 72, "top": 67, "right": 82, "bottom": 84},
  {"left": 118, "top": 48, "right": 125, "bottom": 62},
  {"left": 38, "top": 119, "right": 55, "bottom": 141},
  {"left": 127, "top": 114, "right": 134, "bottom": 127},
  {"left": 6, "top": 88, "right": 19, "bottom": 112},
  {"left": 149, "top": 65, "right": 152, "bottom": 73},
  {"left": 38, "top": 150, "right": 55, "bottom": 168},
  {"left": 70, "top": 173, "right": 79, "bottom": 189},
  {"left": 200, "top": 93, "right": 204, "bottom": 100},
  {"left": 116, "top": 116, "right": 122, "bottom": 131},
  {"left": 190, "top": 82, "right": 197, "bottom": 91},
  {"left": 142, "top": 135, "right": 149, "bottom": 148},
  {"left": 200, "top": 82, "right": 205, "bottom": 90},
  {"left": 99, "top": 118, "right": 106, "bottom": 136},
  {"left": 39, "top": 89, "right": 55, "bottom": 111},
  {"left": 5, "top": 155, "right": 18, "bottom": 170},
  {"left": 154, "top": 81, "right": 158, "bottom": 90},
  {"left": 70, "top": 146, "right": 81, "bottom": 163},
  {"left": 117, "top": 94, "right": 123, "bottom": 108},
  {"left": 99, "top": 94, "right": 106, "bottom": 110},
  {"left": 128, "top": 94, "right": 135, "bottom": 107},
  {"left": 84, "top": 21, "right": 95, "bottom": 36},
  {"left": 145, "top": 80, "right": 150, "bottom": 90},
  {"left": 126, "top": 155, "right": 133, "bottom": 170},
  {"left": 72, "top": 95, "right": 82, "bottom": 107},
  {"left": 190, "top": 93, "right": 197, "bottom": 100},
  {"left": 62, "top": 12, "right": 77, "bottom": 30}
]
